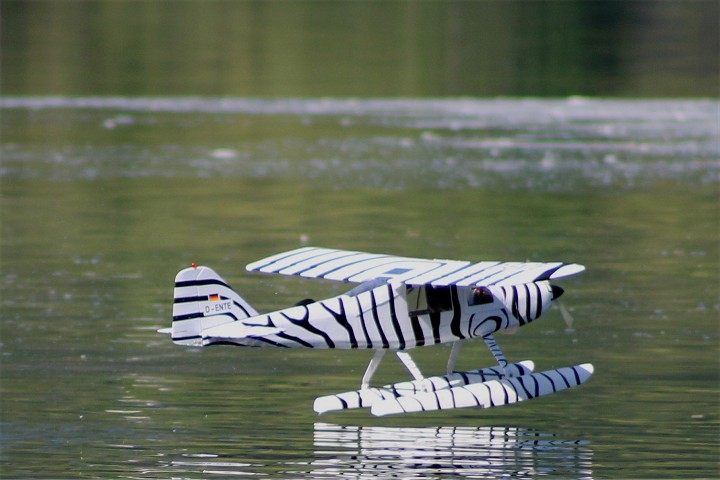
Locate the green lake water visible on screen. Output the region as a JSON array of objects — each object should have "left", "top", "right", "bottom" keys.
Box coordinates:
[{"left": 1, "top": 2, "right": 718, "bottom": 478}]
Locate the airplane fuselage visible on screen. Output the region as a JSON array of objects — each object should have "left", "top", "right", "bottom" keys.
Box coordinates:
[{"left": 204, "top": 280, "right": 557, "bottom": 349}]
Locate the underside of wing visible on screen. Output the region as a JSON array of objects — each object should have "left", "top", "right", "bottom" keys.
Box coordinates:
[{"left": 246, "top": 247, "right": 584, "bottom": 286}]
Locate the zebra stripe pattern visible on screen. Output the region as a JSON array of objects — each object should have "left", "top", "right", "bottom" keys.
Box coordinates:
[
  {"left": 314, "top": 361, "right": 535, "bottom": 414},
  {"left": 202, "top": 282, "right": 420, "bottom": 349},
  {"left": 246, "top": 246, "right": 584, "bottom": 287},
  {"left": 198, "top": 282, "right": 554, "bottom": 349},
  {"left": 514, "top": 282, "right": 550, "bottom": 325},
  {"left": 371, "top": 363, "right": 594, "bottom": 416},
  {"left": 496, "top": 283, "right": 548, "bottom": 325},
  {"left": 171, "top": 265, "right": 259, "bottom": 345},
  {"left": 482, "top": 334, "right": 508, "bottom": 369},
  {"left": 176, "top": 268, "right": 556, "bottom": 350}
]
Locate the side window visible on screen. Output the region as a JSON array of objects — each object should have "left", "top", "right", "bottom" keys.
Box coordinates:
[
  {"left": 426, "top": 285, "right": 453, "bottom": 313},
  {"left": 468, "top": 287, "right": 494, "bottom": 306}
]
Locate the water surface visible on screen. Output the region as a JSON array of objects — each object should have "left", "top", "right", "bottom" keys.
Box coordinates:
[{"left": 1, "top": 96, "right": 718, "bottom": 478}]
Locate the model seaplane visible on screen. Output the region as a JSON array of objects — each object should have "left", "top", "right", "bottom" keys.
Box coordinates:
[{"left": 160, "top": 246, "right": 593, "bottom": 416}]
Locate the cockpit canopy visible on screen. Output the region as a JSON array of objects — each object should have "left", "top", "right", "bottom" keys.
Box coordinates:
[{"left": 467, "top": 286, "right": 494, "bottom": 306}]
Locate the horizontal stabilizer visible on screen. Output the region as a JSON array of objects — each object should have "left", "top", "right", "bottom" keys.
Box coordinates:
[
  {"left": 202, "top": 322, "right": 284, "bottom": 345},
  {"left": 313, "top": 361, "right": 534, "bottom": 415},
  {"left": 371, "top": 363, "right": 594, "bottom": 417}
]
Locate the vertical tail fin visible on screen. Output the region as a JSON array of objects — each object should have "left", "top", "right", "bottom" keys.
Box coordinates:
[{"left": 170, "top": 265, "right": 258, "bottom": 346}]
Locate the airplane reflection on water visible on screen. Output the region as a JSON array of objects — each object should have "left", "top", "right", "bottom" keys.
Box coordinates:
[{"left": 312, "top": 423, "right": 593, "bottom": 479}]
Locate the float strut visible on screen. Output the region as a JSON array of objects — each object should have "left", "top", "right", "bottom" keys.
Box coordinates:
[
  {"left": 483, "top": 334, "right": 510, "bottom": 376},
  {"left": 361, "top": 349, "right": 386, "bottom": 390}
]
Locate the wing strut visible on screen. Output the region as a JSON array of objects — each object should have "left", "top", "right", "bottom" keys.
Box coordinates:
[
  {"left": 361, "top": 350, "right": 386, "bottom": 390},
  {"left": 447, "top": 341, "right": 462, "bottom": 375},
  {"left": 396, "top": 351, "right": 424, "bottom": 382},
  {"left": 483, "top": 334, "right": 510, "bottom": 375}
]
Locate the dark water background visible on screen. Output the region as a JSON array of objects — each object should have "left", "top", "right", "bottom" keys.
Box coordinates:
[
  {"left": 1, "top": 1, "right": 718, "bottom": 478},
  {"left": 2, "top": 0, "right": 718, "bottom": 98}
]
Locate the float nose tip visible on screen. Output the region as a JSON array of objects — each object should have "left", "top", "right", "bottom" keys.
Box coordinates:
[{"left": 551, "top": 285, "right": 564, "bottom": 300}]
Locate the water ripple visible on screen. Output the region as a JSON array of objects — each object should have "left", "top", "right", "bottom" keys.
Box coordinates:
[{"left": 1, "top": 96, "right": 716, "bottom": 191}]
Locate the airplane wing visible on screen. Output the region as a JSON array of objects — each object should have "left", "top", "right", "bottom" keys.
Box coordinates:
[{"left": 246, "top": 246, "right": 584, "bottom": 287}]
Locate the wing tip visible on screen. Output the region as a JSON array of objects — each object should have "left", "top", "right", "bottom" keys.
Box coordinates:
[
  {"left": 536, "top": 263, "right": 585, "bottom": 281},
  {"left": 549, "top": 263, "right": 585, "bottom": 280}
]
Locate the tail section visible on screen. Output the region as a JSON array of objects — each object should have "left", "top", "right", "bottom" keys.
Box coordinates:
[{"left": 170, "top": 265, "right": 259, "bottom": 346}]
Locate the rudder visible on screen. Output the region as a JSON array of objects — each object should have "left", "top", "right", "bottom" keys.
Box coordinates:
[{"left": 171, "top": 265, "right": 259, "bottom": 346}]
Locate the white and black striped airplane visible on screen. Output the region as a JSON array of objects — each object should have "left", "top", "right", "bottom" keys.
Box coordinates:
[{"left": 161, "top": 246, "right": 594, "bottom": 415}]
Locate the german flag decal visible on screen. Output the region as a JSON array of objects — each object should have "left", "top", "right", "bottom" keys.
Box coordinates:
[{"left": 208, "top": 294, "right": 220, "bottom": 302}]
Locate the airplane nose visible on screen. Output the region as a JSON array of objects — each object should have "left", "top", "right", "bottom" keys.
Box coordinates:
[{"left": 551, "top": 285, "right": 564, "bottom": 300}]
